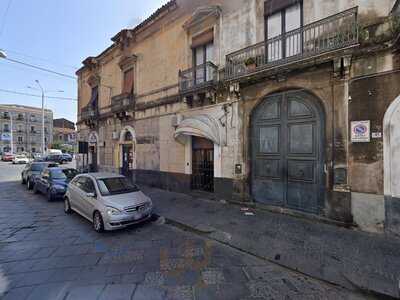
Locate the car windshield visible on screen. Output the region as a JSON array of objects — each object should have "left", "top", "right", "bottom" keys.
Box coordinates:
[
  {"left": 97, "top": 177, "right": 139, "bottom": 196},
  {"left": 31, "top": 164, "right": 45, "bottom": 172},
  {"left": 51, "top": 169, "right": 78, "bottom": 180},
  {"left": 16, "top": 155, "right": 26, "bottom": 159}
]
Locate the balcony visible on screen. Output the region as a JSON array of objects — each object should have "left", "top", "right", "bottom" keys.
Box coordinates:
[
  {"left": 2, "top": 115, "right": 10, "bottom": 120},
  {"left": 111, "top": 93, "right": 135, "bottom": 118},
  {"left": 179, "top": 62, "right": 218, "bottom": 94},
  {"left": 16, "top": 116, "right": 24, "bottom": 121},
  {"left": 225, "top": 8, "right": 358, "bottom": 81},
  {"left": 81, "top": 105, "right": 98, "bottom": 128}
]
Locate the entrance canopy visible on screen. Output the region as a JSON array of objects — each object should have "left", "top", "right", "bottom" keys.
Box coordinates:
[{"left": 174, "top": 114, "right": 223, "bottom": 145}]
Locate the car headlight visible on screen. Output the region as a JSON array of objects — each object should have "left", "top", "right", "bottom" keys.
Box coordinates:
[{"left": 106, "top": 206, "right": 122, "bottom": 216}]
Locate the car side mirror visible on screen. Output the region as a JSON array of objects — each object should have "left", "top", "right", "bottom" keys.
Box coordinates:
[{"left": 86, "top": 192, "right": 96, "bottom": 198}]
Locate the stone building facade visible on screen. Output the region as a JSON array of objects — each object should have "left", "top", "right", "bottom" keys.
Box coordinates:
[
  {"left": 53, "top": 118, "right": 76, "bottom": 151},
  {"left": 0, "top": 104, "right": 53, "bottom": 154},
  {"left": 76, "top": 0, "right": 400, "bottom": 236}
]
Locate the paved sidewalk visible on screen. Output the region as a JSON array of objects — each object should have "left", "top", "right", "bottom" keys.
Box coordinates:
[{"left": 144, "top": 186, "right": 400, "bottom": 299}]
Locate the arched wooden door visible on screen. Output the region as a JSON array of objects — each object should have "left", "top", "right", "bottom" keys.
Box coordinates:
[{"left": 251, "top": 90, "right": 325, "bottom": 214}]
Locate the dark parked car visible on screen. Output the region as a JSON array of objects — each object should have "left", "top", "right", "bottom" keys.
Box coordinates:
[
  {"left": 45, "top": 154, "right": 72, "bottom": 164},
  {"left": 33, "top": 167, "right": 79, "bottom": 201},
  {"left": 62, "top": 153, "right": 73, "bottom": 162},
  {"left": 21, "top": 162, "right": 59, "bottom": 190}
]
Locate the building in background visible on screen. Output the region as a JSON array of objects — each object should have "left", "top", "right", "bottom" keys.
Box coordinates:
[
  {"left": 53, "top": 118, "right": 76, "bottom": 152},
  {"left": 0, "top": 104, "right": 53, "bottom": 154},
  {"left": 76, "top": 0, "right": 400, "bottom": 236}
]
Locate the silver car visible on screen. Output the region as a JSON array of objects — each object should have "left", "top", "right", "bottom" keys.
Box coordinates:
[{"left": 64, "top": 173, "right": 153, "bottom": 232}]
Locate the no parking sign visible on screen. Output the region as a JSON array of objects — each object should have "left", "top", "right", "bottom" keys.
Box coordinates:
[{"left": 351, "top": 120, "right": 370, "bottom": 143}]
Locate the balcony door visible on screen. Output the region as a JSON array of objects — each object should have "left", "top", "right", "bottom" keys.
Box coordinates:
[
  {"left": 266, "top": 2, "right": 302, "bottom": 62},
  {"left": 194, "top": 42, "right": 214, "bottom": 85}
]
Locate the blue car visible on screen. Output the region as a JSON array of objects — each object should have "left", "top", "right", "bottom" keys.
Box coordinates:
[{"left": 33, "top": 167, "right": 79, "bottom": 201}]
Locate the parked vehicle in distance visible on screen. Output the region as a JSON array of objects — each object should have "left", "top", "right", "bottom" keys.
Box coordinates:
[
  {"left": 13, "top": 155, "right": 30, "bottom": 164},
  {"left": 47, "top": 149, "right": 63, "bottom": 155},
  {"left": 61, "top": 153, "right": 73, "bottom": 162},
  {"left": 1, "top": 153, "right": 14, "bottom": 162},
  {"left": 64, "top": 173, "right": 153, "bottom": 232},
  {"left": 21, "top": 162, "right": 59, "bottom": 190},
  {"left": 44, "top": 154, "right": 68, "bottom": 164},
  {"left": 33, "top": 167, "right": 79, "bottom": 201}
]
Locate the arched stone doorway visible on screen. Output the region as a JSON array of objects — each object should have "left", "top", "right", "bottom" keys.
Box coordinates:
[
  {"left": 119, "top": 126, "right": 136, "bottom": 179},
  {"left": 251, "top": 89, "right": 325, "bottom": 214},
  {"left": 88, "top": 131, "right": 99, "bottom": 172},
  {"left": 383, "top": 95, "right": 400, "bottom": 235},
  {"left": 174, "top": 114, "right": 224, "bottom": 192}
]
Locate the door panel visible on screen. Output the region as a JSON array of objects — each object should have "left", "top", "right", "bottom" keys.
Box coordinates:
[
  {"left": 192, "top": 137, "right": 214, "bottom": 192},
  {"left": 251, "top": 90, "right": 324, "bottom": 214}
]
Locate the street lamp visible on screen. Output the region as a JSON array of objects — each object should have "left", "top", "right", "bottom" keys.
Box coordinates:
[
  {"left": 27, "top": 81, "right": 64, "bottom": 155},
  {"left": 0, "top": 49, "right": 6, "bottom": 59}
]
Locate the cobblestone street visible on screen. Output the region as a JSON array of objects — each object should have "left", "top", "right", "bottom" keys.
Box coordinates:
[{"left": 0, "top": 162, "right": 377, "bottom": 299}]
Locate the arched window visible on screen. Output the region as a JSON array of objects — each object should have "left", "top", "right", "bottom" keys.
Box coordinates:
[{"left": 124, "top": 131, "right": 133, "bottom": 142}]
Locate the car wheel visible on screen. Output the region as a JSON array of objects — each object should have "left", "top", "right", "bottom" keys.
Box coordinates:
[
  {"left": 33, "top": 183, "right": 39, "bottom": 194},
  {"left": 64, "top": 197, "right": 72, "bottom": 214},
  {"left": 47, "top": 189, "right": 54, "bottom": 202},
  {"left": 93, "top": 211, "right": 104, "bottom": 233},
  {"left": 27, "top": 178, "right": 33, "bottom": 190}
]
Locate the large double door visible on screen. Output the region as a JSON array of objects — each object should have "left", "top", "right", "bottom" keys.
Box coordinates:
[{"left": 251, "top": 90, "right": 325, "bottom": 214}]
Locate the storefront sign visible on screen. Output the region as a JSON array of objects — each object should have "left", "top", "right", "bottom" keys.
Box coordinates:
[
  {"left": 351, "top": 121, "right": 370, "bottom": 143},
  {"left": 1, "top": 133, "right": 11, "bottom": 141}
]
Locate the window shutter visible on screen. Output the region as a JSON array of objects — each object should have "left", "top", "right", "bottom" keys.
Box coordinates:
[
  {"left": 191, "top": 29, "right": 214, "bottom": 49},
  {"left": 123, "top": 68, "right": 134, "bottom": 94},
  {"left": 264, "top": 0, "right": 300, "bottom": 16}
]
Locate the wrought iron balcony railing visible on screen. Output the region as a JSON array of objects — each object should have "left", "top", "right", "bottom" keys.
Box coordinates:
[
  {"left": 179, "top": 62, "right": 218, "bottom": 93},
  {"left": 225, "top": 7, "right": 358, "bottom": 81},
  {"left": 81, "top": 105, "right": 99, "bottom": 121},
  {"left": 111, "top": 93, "right": 134, "bottom": 114}
]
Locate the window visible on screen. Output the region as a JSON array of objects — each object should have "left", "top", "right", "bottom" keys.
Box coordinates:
[
  {"left": 30, "top": 114, "right": 36, "bottom": 122},
  {"left": 3, "top": 124, "right": 9, "bottom": 132},
  {"left": 17, "top": 114, "right": 23, "bottom": 120},
  {"left": 18, "top": 125, "right": 23, "bottom": 132},
  {"left": 122, "top": 68, "right": 134, "bottom": 94},
  {"left": 3, "top": 112, "right": 9, "bottom": 118},
  {"left": 265, "top": 2, "right": 302, "bottom": 62},
  {"left": 80, "top": 177, "right": 96, "bottom": 194},
  {"left": 31, "top": 126, "right": 35, "bottom": 133},
  {"left": 18, "top": 136, "right": 23, "bottom": 142},
  {"left": 191, "top": 28, "right": 214, "bottom": 84},
  {"left": 32, "top": 148, "right": 36, "bottom": 153},
  {"left": 90, "top": 86, "right": 99, "bottom": 108},
  {"left": 97, "top": 177, "right": 139, "bottom": 196},
  {"left": 193, "top": 42, "right": 214, "bottom": 84}
]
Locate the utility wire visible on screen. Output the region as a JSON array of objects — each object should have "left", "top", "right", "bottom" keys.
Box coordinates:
[
  {"left": 3, "top": 57, "right": 77, "bottom": 80},
  {"left": 0, "top": 0, "right": 13, "bottom": 39},
  {"left": 0, "top": 88, "right": 77, "bottom": 101},
  {"left": 2, "top": 48, "right": 79, "bottom": 70}
]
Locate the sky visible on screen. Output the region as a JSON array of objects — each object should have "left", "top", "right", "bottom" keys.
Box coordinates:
[{"left": 0, "top": 0, "right": 170, "bottom": 123}]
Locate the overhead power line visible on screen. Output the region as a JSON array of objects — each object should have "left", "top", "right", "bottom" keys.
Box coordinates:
[
  {"left": 0, "top": 0, "right": 13, "bottom": 39},
  {"left": 2, "top": 48, "right": 79, "bottom": 70},
  {"left": 3, "top": 57, "right": 77, "bottom": 80},
  {"left": 0, "top": 88, "right": 77, "bottom": 101}
]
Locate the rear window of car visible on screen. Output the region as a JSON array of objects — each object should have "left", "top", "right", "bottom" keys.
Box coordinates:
[
  {"left": 51, "top": 169, "right": 78, "bottom": 179},
  {"left": 31, "top": 164, "right": 45, "bottom": 172},
  {"left": 97, "top": 177, "right": 139, "bottom": 196}
]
